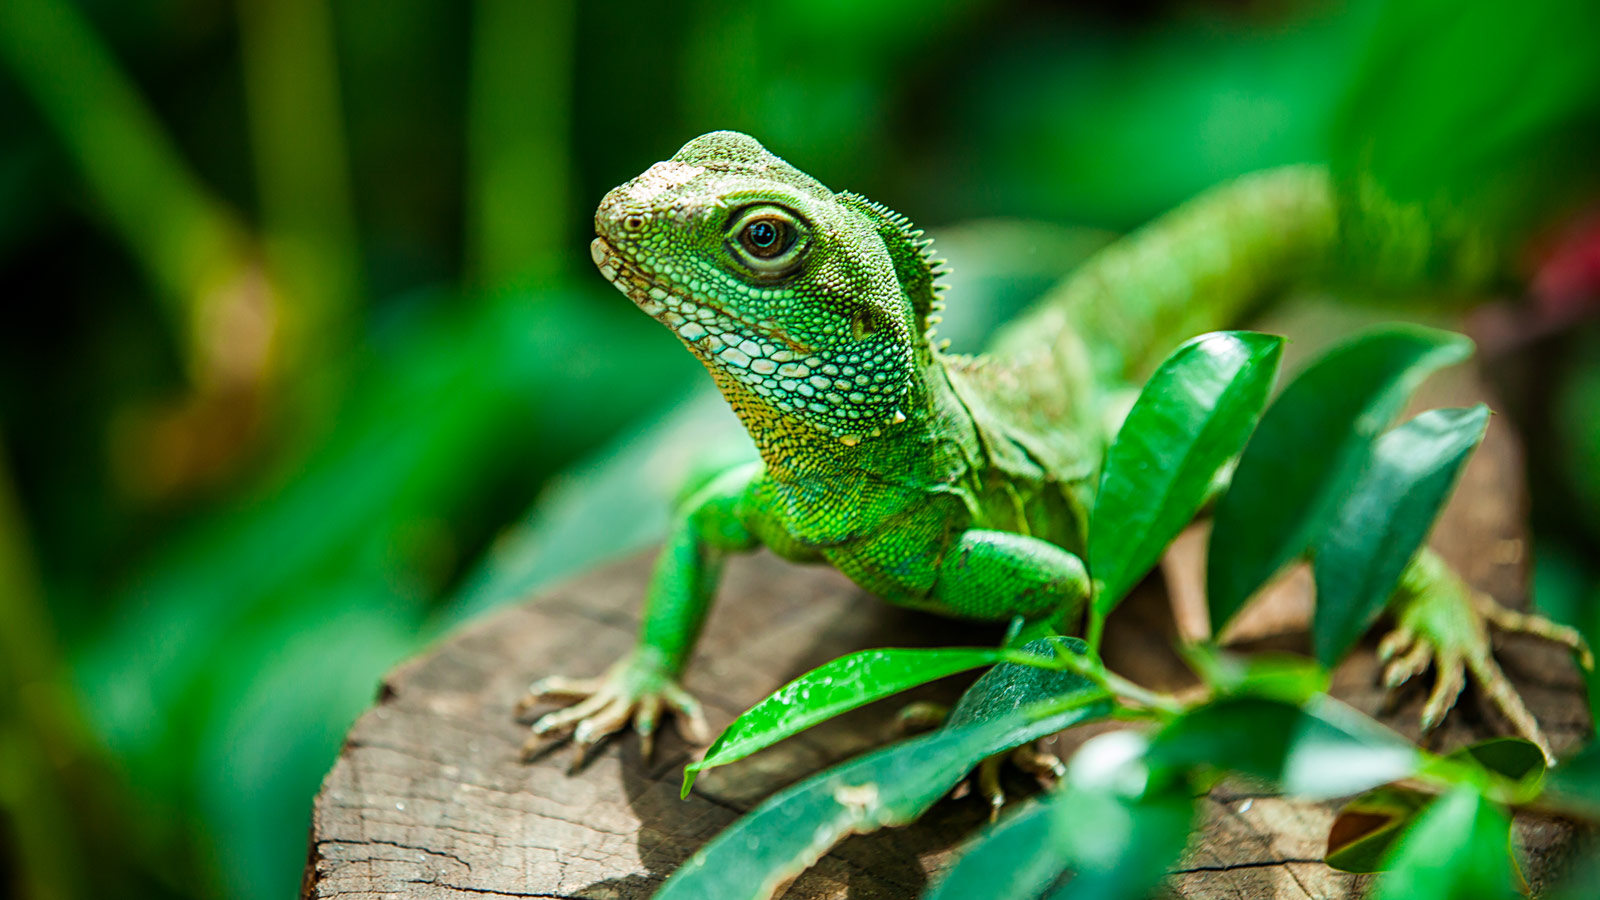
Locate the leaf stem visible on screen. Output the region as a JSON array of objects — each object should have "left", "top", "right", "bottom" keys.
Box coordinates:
[
  {"left": 1086, "top": 609, "right": 1106, "bottom": 656},
  {"left": 1004, "top": 647, "right": 1184, "bottom": 717}
]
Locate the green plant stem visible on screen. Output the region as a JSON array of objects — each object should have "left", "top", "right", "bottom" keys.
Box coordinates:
[
  {"left": 1005, "top": 647, "right": 1185, "bottom": 717},
  {"left": 1086, "top": 607, "right": 1107, "bottom": 656},
  {"left": 1101, "top": 669, "right": 1185, "bottom": 716},
  {"left": 236, "top": 0, "right": 362, "bottom": 374}
]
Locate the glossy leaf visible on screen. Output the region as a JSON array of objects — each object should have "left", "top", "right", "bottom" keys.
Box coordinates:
[
  {"left": 1208, "top": 325, "right": 1473, "bottom": 632},
  {"left": 1328, "top": 736, "right": 1548, "bottom": 873},
  {"left": 947, "top": 636, "right": 1109, "bottom": 728},
  {"left": 1041, "top": 789, "right": 1194, "bottom": 900},
  {"left": 1149, "top": 694, "right": 1419, "bottom": 798},
  {"left": 922, "top": 788, "right": 1070, "bottom": 900},
  {"left": 1538, "top": 741, "right": 1600, "bottom": 820},
  {"left": 1371, "top": 786, "right": 1520, "bottom": 900},
  {"left": 1449, "top": 736, "right": 1547, "bottom": 789},
  {"left": 1279, "top": 697, "right": 1423, "bottom": 798},
  {"left": 925, "top": 732, "right": 1193, "bottom": 900},
  {"left": 1181, "top": 644, "right": 1328, "bottom": 704},
  {"left": 1311, "top": 406, "right": 1489, "bottom": 664},
  {"left": 1089, "top": 330, "right": 1284, "bottom": 616},
  {"left": 653, "top": 675, "right": 1112, "bottom": 900},
  {"left": 1325, "top": 785, "right": 1432, "bottom": 873},
  {"left": 683, "top": 646, "right": 1010, "bottom": 794}
]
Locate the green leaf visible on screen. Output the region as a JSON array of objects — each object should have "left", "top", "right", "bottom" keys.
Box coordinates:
[
  {"left": 652, "top": 673, "right": 1112, "bottom": 900},
  {"left": 1311, "top": 405, "right": 1490, "bottom": 664},
  {"left": 1538, "top": 741, "right": 1600, "bottom": 820},
  {"left": 1040, "top": 785, "right": 1193, "bottom": 900},
  {"left": 1325, "top": 785, "right": 1432, "bottom": 873},
  {"left": 922, "top": 788, "right": 1071, "bottom": 900},
  {"left": 683, "top": 646, "right": 1009, "bottom": 794},
  {"left": 1328, "top": 736, "right": 1547, "bottom": 874},
  {"left": 1279, "top": 697, "right": 1423, "bottom": 798},
  {"left": 947, "top": 637, "right": 1107, "bottom": 729},
  {"left": 1371, "top": 786, "right": 1520, "bottom": 900},
  {"left": 1148, "top": 695, "right": 1419, "bottom": 798},
  {"left": 924, "top": 734, "right": 1193, "bottom": 900},
  {"left": 1089, "top": 330, "right": 1284, "bottom": 617},
  {"left": 1208, "top": 324, "right": 1473, "bottom": 632},
  {"left": 1181, "top": 644, "right": 1328, "bottom": 704},
  {"left": 1448, "top": 736, "right": 1547, "bottom": 789}
]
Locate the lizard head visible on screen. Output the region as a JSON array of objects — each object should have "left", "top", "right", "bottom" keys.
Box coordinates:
[{"left": 592, "top": 131, "right": 943, "bottom": 446}]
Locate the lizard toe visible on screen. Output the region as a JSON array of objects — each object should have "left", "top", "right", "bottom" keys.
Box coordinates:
[
  {"left": 1418, "top": 650, "right": 1464, "bottom": 733},
  {"left": 518, "top": 654, "right": 711, "bottom": 765},
  {"left": 1473, "top": 591, "right": 1594, "bottom": 669},
  {"left": 530, "top": 692, "right": 611, "bottom": 736},
  {"left": 662, "top": 682, "right": 712, "bottom": 744}
]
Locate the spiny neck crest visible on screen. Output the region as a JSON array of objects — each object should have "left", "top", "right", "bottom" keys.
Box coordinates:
[{"left": 837, "top": 192, "right": 953, "bottom": 355}]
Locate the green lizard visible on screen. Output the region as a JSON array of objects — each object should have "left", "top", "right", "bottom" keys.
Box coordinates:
[{"left": 519, "top": 130, "right": 1588, "bottom": 764}]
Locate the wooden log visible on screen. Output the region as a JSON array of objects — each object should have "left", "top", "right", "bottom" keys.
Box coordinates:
[{"left": 304, "top": 364, "right": 1591, "bottom": 900}]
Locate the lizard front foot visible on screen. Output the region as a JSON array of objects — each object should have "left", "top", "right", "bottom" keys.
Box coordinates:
[
  {"left": 515, "top": 652, "right": 711, "bottom": 765},
  {"left": 894, "top": 701, "right": 1066, "bottom": 816},
  {"left": 1378, "top": 554, "right": 1592, "bottom": 762}
]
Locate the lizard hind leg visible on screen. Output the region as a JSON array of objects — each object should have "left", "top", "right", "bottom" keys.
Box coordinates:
[{"left": 1379, "top": 549, "right": 1592, "bottom": 762}]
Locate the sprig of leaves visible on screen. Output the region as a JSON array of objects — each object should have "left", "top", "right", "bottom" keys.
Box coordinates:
[{"left": 654, "top": 654, "right": 1112, "bottom": 900}]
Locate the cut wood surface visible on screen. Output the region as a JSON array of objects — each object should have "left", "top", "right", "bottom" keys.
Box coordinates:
[{"left": 304, "top": 364, "right": 1592, "bottom": 900}]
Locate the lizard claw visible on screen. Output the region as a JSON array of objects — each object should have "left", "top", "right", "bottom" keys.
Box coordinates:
[
  {"left": 899, "top": 699, "right": 1064, "bottom": 815},
  {"left": 977, "top": 755, "right": 1006, "bottom": 820},
  {"left": 516, "top": 654, "right": 711, "bottom": 764},
  {"left": 1380, "top": 557, "right": 1586, "bottom": 764},
  {"left": 967, "top": 741, "right": 1069, "bottom": 818}
]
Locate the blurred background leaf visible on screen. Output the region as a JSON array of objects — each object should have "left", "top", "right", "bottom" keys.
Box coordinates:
[{"left": 1, "top": 0, "right": 1598, "bottom": 898}]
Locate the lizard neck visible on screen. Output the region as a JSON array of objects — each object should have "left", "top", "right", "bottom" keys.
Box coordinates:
[{"left": 714, "top": 346, "right": 973, "bottom": 489}]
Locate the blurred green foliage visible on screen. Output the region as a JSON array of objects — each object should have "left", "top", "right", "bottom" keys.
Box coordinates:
[{"left": 1, "top": 0, "right": 1598, "bottom": 898}]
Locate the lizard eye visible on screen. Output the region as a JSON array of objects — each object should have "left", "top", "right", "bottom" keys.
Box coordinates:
[
  {"left": 728, "top": 205, "right": 807, "bottom": 279},
  {"left": 742, "top": 219, "right": 784, "bottom": 255}
]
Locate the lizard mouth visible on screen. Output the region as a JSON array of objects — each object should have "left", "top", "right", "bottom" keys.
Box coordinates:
[
  {"left": 589, "top": 237, "right": 814, "bottom": 357},
  {"left": 590, "top": 237, "right": 670, "bottom": 316}
]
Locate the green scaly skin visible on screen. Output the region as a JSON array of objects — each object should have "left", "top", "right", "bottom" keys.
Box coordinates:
[{"left": 519, "top": 131, "right": 1588, "bottom": 764}]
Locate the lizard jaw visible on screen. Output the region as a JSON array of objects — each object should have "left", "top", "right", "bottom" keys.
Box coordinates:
[
  {"left": 590, "top": 237, "right": 813, "bottom": 360},
  {"left": 590, "top": 235, "right": 906, "bottom": 442},
  {"left": 591, "top": 237, "right": 669, "bottom": 317}
]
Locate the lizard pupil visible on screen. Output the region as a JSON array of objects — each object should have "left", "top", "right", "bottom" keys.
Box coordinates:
[{"left": 743, "top": 219, "right": 785, "bottom": 256}]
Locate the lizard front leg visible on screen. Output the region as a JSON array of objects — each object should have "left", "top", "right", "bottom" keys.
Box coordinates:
[
  {"left": 929, "top": 529, "right": 1092, "bottom": 642},
  {"left": 926, "top": 529, "right": 1092, "bottom": 811},
  {"left": 517, "top": 462, "right": 763, "bottom": 761},
  {"left": 1376, "top": 547, "right": 1592, "bottom": 761}
]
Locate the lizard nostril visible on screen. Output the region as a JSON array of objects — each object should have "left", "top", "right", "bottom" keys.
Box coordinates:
[{"left": 624, "top": 215, "right": 645, "bottom": 231}]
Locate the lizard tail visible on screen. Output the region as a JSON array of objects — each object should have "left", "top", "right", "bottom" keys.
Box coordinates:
[{"left": 986, "top": 164, "right": 1505, "bottom": 397}]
